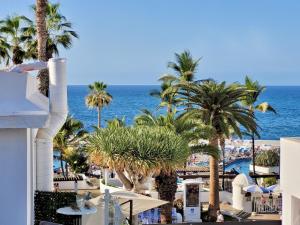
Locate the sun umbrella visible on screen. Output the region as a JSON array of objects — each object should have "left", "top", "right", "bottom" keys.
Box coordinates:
[
  {"left": 97, "top": 184, "right": 168, "bottom": 215},
  {"left": 243, "top": 185, "right": 265, "bottom": 193},
  {"left": 266, "top": 184, "right": 281, "bottom": 193},
  {"left": 111, "top": 191, "right": 168, "bottom": 215}
]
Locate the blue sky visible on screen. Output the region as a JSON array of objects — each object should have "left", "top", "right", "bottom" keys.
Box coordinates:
[{"left": 1, "top": 0, "right": 300, "bottom": 85}]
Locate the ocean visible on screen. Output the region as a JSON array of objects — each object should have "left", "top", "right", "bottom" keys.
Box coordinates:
[{"left": 68, "top": 85, "right": 300, "bottom": 140}]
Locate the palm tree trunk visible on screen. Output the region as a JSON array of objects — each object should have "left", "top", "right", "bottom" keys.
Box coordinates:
[
  {"left": 155, "top": 171, "right": 177, "bottom": 224},
  {"left": 252, "top": 133, "right": 258, "bottom": 184},
  {"left": 97, "top": 107, "right": 101, "bottom": 128},
  {"left": 36, "top": 0, "right": 49, "bottom": 96},
  {"left": 208, "top": 136, "right": 220, "bottom": 221},
  {"left": 167, "top": 104, "right": 172, "bottom": 113},
  {"left": 60, "top": 153, "right": 65, "bottom": 177},
  {"left": 220, "top": 137, "right": 225, "bottom": 190},
  {"left": 65, "top": 162, "right": 69, "bottom": 177},
  {"left": 36, "top": 0, "right": 48, "bottom": 61}
]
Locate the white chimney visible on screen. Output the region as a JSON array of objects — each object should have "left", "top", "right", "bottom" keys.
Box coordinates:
[{"left": 36, "top": 58, "right": 68, "bottom": 191}]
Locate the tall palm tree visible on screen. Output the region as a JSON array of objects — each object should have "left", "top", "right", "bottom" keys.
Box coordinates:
[
  {"left": 85, "top": 82, "right": 112, "bottom": 128},
  {"left": 35, "top": 0, "right": 48, "bottom": 98},
  {"left": 0, "top": 15, "right": 31, "bottom": 64},
  {"left": 161, "top": 50, "right": 201, "bottom": 111},
  {"left": 53, "top": 115, "right": 87, "bottom": 177},
  {"left": 135, "top": 110, "right": 216, "bottom": 223},
  {"left": 166, "top": 50, "right": 201, "bottom": 82},
  {"left": 173, "top": 81, "right": 258, "bottom": 221},
  {"left": 219, "top": 135, "right": 226, "bottom": 190},
  {"left": 241, "top": 76, "right": 276, "bottom": 176},
  {"left": 25, "top": 2, "right": 79, "bottom": 60},
  {"left": 35, "top": 0, "right": 48, "bottom": 61},
  {"left": 24, "top": 2, "right": 78, "bottom": 95}
]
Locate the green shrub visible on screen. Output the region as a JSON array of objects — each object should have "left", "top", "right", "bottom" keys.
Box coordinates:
[
  {"left": 264, "top": 177, "right": 277, "bottom": 186},
  {"left": 65, "top": 150, "right": 89, "bottom": 174},
  {"left": 34, "top": 191, "right": 77, "bottom": 225},
  {"left": 255, "top": 149, "right": 280, "bottom": 167}
]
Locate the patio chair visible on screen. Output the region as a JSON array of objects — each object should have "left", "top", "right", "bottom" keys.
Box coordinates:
[{"left": 39, "top": 221, "right": 62, "bottom": 225}]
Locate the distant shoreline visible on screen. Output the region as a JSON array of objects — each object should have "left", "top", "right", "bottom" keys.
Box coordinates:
[{"left": 227, "top": 139, "right": 280, "bottom": 147}]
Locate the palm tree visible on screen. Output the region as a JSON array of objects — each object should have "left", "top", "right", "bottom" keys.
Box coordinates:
[
  {"left": 85, "top": 82, "right": 112, "bottom": 128},
  {"left": 172, "top": 81, "right": 258, "bottom": 221},
  {"left": 53, "top": 115, "right": 87, "bottom": 177},
  {"left": 35, "top": 0, "right": 48, "bottom": 98},
  {"left": 135, "top": 110, "right": 216, "bottom": 223},
  {"left": 25, "top": 2, "right": 79, "bottom": 60},
  {"left": 35, "top": 0, "right": 48, "bottom": 61},
  {"left": 106, "top": 117, "right": 126, "bottom": 128},
  {"left": 24, "top": 2, "right": 78, "bottom": 95},
  {"left": 150, "top": 78, "right": 180, "bottom": 113},
  {"left": 166, "top": 50, "right": 201, "bottom": 82},
  {"left": 219, "top": 135, "right": 226, "bottom": 190},
  {"left": 161, "top": 50, "right": 201, "bottom": 111},
  {"left": 241, "top": 76, "right": 276, "bottom": 176},
  {"left": 0, "top": 35, "right": 10, "bottom": 65},
  {"left": 0, "top": 15, "right": 31, "bottom": 64}
]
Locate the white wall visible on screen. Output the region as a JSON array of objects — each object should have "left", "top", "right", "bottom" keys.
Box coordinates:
[
  {"left": 0, "top": 129, "right": 30, "bottom": 225},
  {"left": 249, "top": 164, "right": 280, "bottom": 174},
  {"left": 281, "top": 138, "right": 300, "bottom": 225},
  {"left": 55, "top": 180, "right": 98, "bottom": 190}
]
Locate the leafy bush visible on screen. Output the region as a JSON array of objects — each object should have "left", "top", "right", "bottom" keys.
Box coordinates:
[
  {"left": 264, "top": 177, "right": 277, "bottom": 186},
  {"left": 34, "top": 191, "right": 77, "bottom": 225},
  {"left": 65, "top": 149, "right": 89, "bottom": 174},
  {"left": 255, "top": 149, "right": 280, "bottom": 167}
]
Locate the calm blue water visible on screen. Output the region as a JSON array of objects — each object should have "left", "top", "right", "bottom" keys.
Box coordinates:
[
  {"left": 225, "top": 158, "right": 251, "bottom": 174},
  {"left": 68, "top": 85, "right": 300, "bottom": 140}
]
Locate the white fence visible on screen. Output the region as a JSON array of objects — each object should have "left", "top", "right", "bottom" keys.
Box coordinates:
[{"left": 252, "top": 196, "right": 282, "bottom": 213}]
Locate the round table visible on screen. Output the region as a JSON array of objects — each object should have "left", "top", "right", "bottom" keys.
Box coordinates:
[{"left": 57, "top": 206, "right": 97, "bottom": 225}]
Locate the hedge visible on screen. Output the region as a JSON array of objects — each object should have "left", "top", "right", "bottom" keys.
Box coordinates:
[
  {"left": 53, "top": 175, "right": 83, "bottom": 181},
  {"left": 34, "top": 191, "right": 78, "bottom": 225},
  {"left": 255, "top": 149, "right": 280, "bottom": 167}
]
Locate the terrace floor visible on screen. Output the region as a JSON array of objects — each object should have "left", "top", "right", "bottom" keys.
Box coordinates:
[{"left": 220, "top": 202, "right": 281, "bottom": 221}]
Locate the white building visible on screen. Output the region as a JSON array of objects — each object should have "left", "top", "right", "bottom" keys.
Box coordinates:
[
  {"left": 281, "top": 138, "right": 300, "bottom": 225},
  {"left": 0, "top": 59, "right": 67, "bottom": 225}
]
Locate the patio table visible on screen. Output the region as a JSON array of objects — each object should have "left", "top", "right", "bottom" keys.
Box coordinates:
[{"left": 57, "top": 206, "right": 97, "bottom": 225}]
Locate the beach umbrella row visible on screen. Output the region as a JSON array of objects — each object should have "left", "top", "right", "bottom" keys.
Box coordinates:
[
  {"left": 266, "top": 184, "right": 281, "bottom": 193},
  {"left": 243, "top": 184, "right": 280, "bottom": 193},
  {"left": 243, "top": 185, "right": 268, "bottom": 193}
]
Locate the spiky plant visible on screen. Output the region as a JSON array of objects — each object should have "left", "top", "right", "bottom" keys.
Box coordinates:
[{"left": 87, "top": 126, "right": 190, "bottom": 194}]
